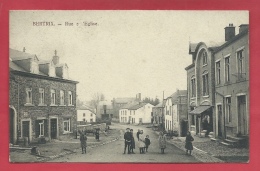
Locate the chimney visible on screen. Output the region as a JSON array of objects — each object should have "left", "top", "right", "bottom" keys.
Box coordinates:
[
  {"left": 52, "top": 50, "right": 59, "bottom": 65},
  {"left": 239, "top": 24, "right": 249, "bottom": 34},
  {"left": 224, "top": 23, "right": 235, "bottom": 42}
]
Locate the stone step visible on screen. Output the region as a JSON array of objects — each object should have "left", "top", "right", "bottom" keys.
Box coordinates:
[
  {"left": 227, "top": 136, "right": 246, "bottom": 142},
  {"left": 210, "top": 138, "right": 217, "bottom": 142},
  {"left": 220, "top": 141, "right": 233, "bottom": 147},
  {"left": 224, "top": 138, "right": 239, "bottom": 144}
]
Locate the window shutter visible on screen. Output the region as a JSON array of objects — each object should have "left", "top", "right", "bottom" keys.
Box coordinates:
[{"left": 35, "top": 120, "right": 40, "bottom": 138}]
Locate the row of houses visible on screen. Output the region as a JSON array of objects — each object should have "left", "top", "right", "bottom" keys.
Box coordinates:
[
  {"left": 185, "top": 23, "right": 249, "bottom": 140},
  {"left": 152, "top": 90, "right": 188, "bottom": 137}
]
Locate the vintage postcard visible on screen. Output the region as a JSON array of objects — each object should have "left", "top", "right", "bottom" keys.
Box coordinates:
[{"left": 9, "top": 10, "right": 249, "bottom": 163}]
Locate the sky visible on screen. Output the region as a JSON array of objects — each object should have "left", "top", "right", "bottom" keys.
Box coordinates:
[{"left": 10, "top": 10, "right": 249, "bottom": 102}]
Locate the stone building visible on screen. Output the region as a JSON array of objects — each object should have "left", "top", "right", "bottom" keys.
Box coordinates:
[
  {"left": 9, "top": 48, "right": 78, "bottom": 144},
  {"left": 214, "top": 24, "right": 249, "bottom": 139},
  {"left": 185, "top": 23, "right": 249, "bottom": 141},
  {"left": 185, "top": 41, "right": 217, "bottom": 136}
]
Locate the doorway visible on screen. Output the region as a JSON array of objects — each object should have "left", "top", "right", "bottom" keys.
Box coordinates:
[
  {"left": 217, "top": 104, "right": 223, "bottom": 137},
  {"left": 22, "top": 121, "right": 30, "bottom": 143},
  {"left": 50, "top": 118, "right": 57, "bottom": 139},
  {"left": 237, "top": 95, "right": 247, "bottom": 135}
]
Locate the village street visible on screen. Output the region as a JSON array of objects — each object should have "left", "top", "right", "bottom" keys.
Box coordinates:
[{"left": 51, "top": 123, "right": 199, "bottom": 163}]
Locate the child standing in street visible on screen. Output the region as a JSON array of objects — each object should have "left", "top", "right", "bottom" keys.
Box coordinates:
[
  {"left": 185, "top": 131, "right": 194, "bottom": 155},
  {"left": 144, "top": 135, "right": 151, "bottom": 152}
]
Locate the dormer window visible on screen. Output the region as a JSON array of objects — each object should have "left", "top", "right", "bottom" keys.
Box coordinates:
[{"left": 31, "top": 61, "right": 39, "bottom": 74}]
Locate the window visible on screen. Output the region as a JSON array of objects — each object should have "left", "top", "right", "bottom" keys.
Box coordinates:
[
  {"left": 237, "top": 49, "right": 245, "bottom": 79},
  {"left": 51, "top": 89, "right": 56, "bottom": 105},
  {"left": 39, "top": 88, "right": 45, "bottom": 104},
  {"left": 63, "top": 118, "right": 71, "bottom": 132},
  {"left": 83, "top": 118, "right": 86, "bottom": 122},
  {"left": 68, "top": 91, "right": 73, "bottom": 105},
  {"left": 26, "top": 88, "right": 32, "bottom": 104},
  {"left": 216, "top": 61, "right": 221, "bottom": 85},
  {"left": 36, "top": 120, "right": 45, "bottom": 137},
  {"left": 202, "top": 51, "right": 208, "bottom": 65},
  {"left": 191, "top": 76, "right": 196, "bottom": 97},
  {"left": 226, "top": 97, "right": 231, "bottom": 123},
  {"left": 225, "top": 57, "right": 230, "bottom": 82},
  {"left": 83, "top": 113, "right": 85, "bottom": 117},
  {"left": 60, "top": 90, "right": 64, "bottom": 105},
  {"left": 90, "top": 113, "right": 93, "bottom": 117},
  {"left": 202, "top": 73, "right": 209, "bottom": 96},
  {"left": 90, "top": 119, "right": 93, "bottom": 122}
]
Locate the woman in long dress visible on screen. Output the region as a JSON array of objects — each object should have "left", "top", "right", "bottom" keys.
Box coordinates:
[
  {"left": 138, "top": 130, "right": 146, "bottom": 154},
  {"left": 158, "top": 131, "right": 166, "bottom": 154},
  {"left": 185, "top": 131, "right": 194, "bottom": 155}
]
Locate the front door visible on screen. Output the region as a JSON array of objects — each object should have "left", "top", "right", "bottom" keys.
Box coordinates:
[
  {"left": 50, "top": 118, "right": 57, "bottom": 139},
  {"left": 10, "top": 108, "right": 14, "bottom": 144},
  {"left": 238, "top": 95, "right": 247, "bottom": 135},
  {"left": 22, "top": 121, "right": 30, "bottom": 143},
  {"left": 217, "top": 105, "right": 223, "bottom": 137}
]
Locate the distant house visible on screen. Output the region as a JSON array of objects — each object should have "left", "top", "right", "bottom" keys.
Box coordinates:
[
  {"left": 119, "top": 102, "right": 139, "bottom": 123},
  {"left": 171, "top": 90, "right": 188, "bottom": 136},
  {"left": 96, "top": 101, "right": 113, "bottom": 119},
  {"left": 152, "top": 100, "right": 166, "bottom": 124},
  {"left": 128, "top": 103, "right": 154, "bottom": 124},
  {"left": 112, "top": 93, "right": 141, "bottom": 119},
  {"left": 77, "top": 106, "right": 96, "bottom": 123}
]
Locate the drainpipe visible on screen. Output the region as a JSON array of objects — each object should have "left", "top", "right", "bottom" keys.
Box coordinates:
[
  {"left": 215, "top": 91, "right": 226, "bottom": 139},
  {"left": 13, "top": 76, "right": 20, "bottom": 144}
]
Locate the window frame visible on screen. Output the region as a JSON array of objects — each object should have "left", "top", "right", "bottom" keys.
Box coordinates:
[
  {"left": 39, "top": 88, "right": 45, "bottom": 105},
  {"left": 224, "top": 55, "right": 231, "bottom": 83},
  {"left": 191, "top": 76, "right": 196, "bottom": 98},
  {"left": 202, "top": 72, "right": 209, "bottom": 96},
  {"left": 63, "top": 118, "right": 71, "bottom": 133},
  {"left": 216, "top": 60, "right": 221, "bottom": 85},
  {"left": 68, "top": 91, "right": 73, "bottom": 105},
  {"left": 225, "top": 96, "right": 232, "bottom": 123},
  {"left": 26, "top": 88, "right": 33, "bottom": 104},
  {"left": 51, "top": 89, "right": 56, "bottom": 105}
]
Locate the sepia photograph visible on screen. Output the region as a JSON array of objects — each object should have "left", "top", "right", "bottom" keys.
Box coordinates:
[{"left": 9, "top": 10, "right": 249, "bottom": 163}]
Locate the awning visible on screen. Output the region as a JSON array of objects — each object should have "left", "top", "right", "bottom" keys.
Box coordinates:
[{"left": 189, "top": 106, "right": 211, "bottom": 115}]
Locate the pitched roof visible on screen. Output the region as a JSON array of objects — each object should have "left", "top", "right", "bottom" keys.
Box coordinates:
[
  {"left": 120, "top": 101, "right": 140, "bottom": 109},
  {"left": 76, "top": 106, "right": 96, "bottom": 114},
  {"left": 10, "top": 48, "right": 37, "bottom": 61},
  {"left": 114, "top": 97, "right": 137, "bottom": 104},
  {"left": 128, "top": 103, "right": 153, "bottom": 110},
  {"left": 167, "top": 90, "right": 187, "bottom": 104}
]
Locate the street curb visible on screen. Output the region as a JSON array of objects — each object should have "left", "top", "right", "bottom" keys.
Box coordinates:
[
  {"left": 153, "top": 131, "right": 224, "bottom": 163},
  {"left": 37, "top": 137, "right": 120, "bottom": 162}
]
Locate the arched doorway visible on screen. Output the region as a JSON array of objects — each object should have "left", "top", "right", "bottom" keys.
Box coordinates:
[{"left": 9, "top": 106, "right": 17, "bottom": 145}]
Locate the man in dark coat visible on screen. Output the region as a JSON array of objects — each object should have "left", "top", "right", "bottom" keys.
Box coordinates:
[
  {"left": 136, "top": 129, "right": 140, "bottom": 141},
  {"left": 130, "top": 129, "right": 135, "bottom": 154},
  {"left": 124, "top": 128, "right": 132, "bottom": 154}
]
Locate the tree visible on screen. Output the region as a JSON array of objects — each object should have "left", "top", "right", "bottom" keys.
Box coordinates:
[
  {"left": 90, "top": 92, "right": 105, "bottom": 113},
  {"left": 142, "top": 96, "right": 160, "bottom": 106}
]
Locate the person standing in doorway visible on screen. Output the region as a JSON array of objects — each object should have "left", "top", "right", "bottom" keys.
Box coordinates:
[
  {"left": 185, "top": 131, "right": 194, "bottom": 155},
  {"left": 158, "top": 131, "right": 166, "bottom": 154},
  {"left": 124, "top": 128, "right": 132, "bottom": 154}
]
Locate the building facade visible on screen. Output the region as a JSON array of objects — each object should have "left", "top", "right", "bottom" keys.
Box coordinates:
[
  {"left": 9, "top": 48, "right": 78, "bottom": 144},
  {"left": 77, "top": 107, "right": 96, "bottom": 123},
  {"left": 185, "top": 23, "right": 249, "bottom": 140},
  {"left": 214, "top": 24, "right": 249, "bottom": 139},
  {"left": 112, "top": 93, "right": 141, "bottom": 119},
  {"left": 185, "top": 41, "right": 216, "bottom": 136}
]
